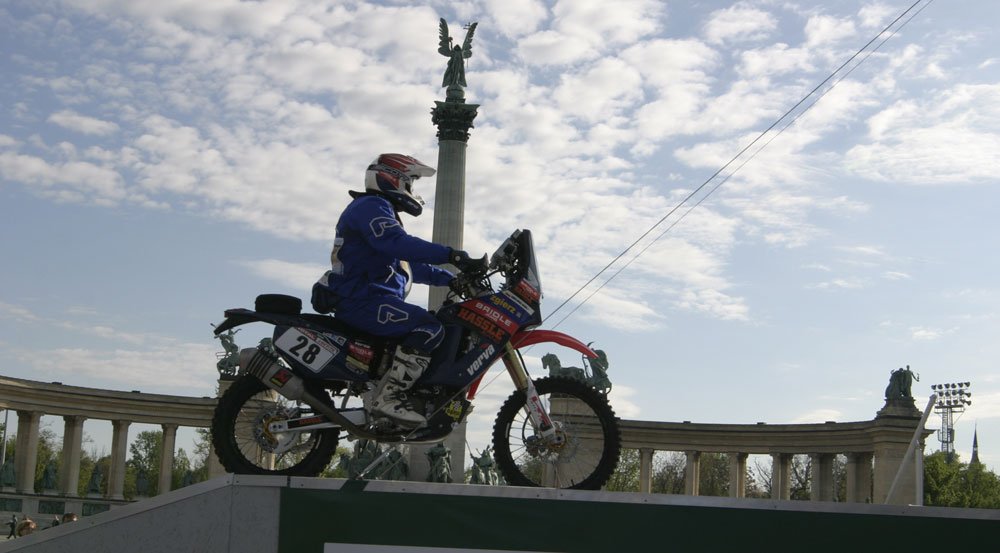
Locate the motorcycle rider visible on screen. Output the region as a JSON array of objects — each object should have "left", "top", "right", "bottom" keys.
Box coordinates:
[{"left": 311, "top": 153, "right": 483, "bottom": 426}]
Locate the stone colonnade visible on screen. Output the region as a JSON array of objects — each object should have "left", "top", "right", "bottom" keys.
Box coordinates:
[
  {"left": 1, "top": 375, "right": 221, "bottom": 499},
  {"left": 619, "top": 400, "right": 928, "bottom": 504},
  {"left": 3, "top": 375, "right": 930, "bottom": 506}
]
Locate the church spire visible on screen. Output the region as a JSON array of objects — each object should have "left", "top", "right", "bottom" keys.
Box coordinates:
[{"left": 970, "top": 424, "right": 981, "bottom": 465}]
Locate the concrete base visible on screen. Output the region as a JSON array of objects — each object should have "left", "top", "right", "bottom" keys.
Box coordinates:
[{"left": 3, "top": 475, "right": 998, "bottom": 553}]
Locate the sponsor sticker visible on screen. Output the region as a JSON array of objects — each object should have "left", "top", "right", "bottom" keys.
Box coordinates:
[
  {"left": 465, "top": 343, "right": 497, "bottom": 375},
  {"left": 444, "top": 401, "right": 464, "bottom": 420},
  {"left": 270, "top": 368, "right": 293, "bottom": 388},
  {"left": 469, "top": 300, "right": 517, "bottom": 333},
  {"left": 457, "top": 307, "right": 505, "bottom": 342},
  {"left": 501, "top": 290, "right": 534, "bottom": 315},
  {"left": 348, "top": 342, "right": 374, "bottom": 365},
  {"left": 512, "top": 279, "right": 540, "bottom": 303}
]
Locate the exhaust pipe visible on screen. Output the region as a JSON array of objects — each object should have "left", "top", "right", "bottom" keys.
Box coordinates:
[
  {"left": 238, "top": 347, "right": 376, "bottom": 438},
  {"left": 239, "top": 347, "right": 306, "bottom": 401}
]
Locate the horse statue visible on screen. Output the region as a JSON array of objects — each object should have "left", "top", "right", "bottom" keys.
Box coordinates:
[
  {"left": 542, "top": 350, "right": 612, "bottom": 395},
  {"left": 542, "top": 353, "right": 585, "bottom": 381},
  {"left": 469, "top": 449, "right": 500, "bottom": 486},
  {"left": 426, "top": 443, "right": 453, "bottom": 483}
]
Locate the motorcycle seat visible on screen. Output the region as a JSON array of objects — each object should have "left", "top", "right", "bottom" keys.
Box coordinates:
[{"left": 254, "top": 294, "right": 387, "bottom": 345}]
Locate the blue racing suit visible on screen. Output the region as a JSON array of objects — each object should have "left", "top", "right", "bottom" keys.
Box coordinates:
[{"left": 311, "top": 193, "right": 454, "bottom": 353}]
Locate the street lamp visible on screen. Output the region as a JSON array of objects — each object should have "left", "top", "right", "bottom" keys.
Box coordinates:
[{"left": 930, "top": 381, "right": 972, "bottom": 462}]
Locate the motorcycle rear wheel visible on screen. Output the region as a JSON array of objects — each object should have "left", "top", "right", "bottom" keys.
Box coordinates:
[
  {"left": 212, "top": 375, "right": 340, "bottom": 476},
  {"left": 492, "top": 376, "right": 621, "bottom": 490}
]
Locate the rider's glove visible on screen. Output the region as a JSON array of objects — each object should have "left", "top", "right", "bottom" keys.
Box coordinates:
[{"left": 448, "top": 248, "right": 488, "bottom": 274}]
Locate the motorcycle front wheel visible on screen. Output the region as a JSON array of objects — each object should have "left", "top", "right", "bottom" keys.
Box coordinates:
[
  {"left": 492, "top": 376, "right": 621, "bottom": 490},
  {"left": 211, "top": 375, "right": 340, "bottom": 476}
]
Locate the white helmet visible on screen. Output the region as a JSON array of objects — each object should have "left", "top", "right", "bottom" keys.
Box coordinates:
[{"left": 364, "top": 153, "right": 436, "bottom": 216}]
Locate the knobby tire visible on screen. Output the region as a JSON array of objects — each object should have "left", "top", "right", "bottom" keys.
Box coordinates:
[
  {"left": 492, "top": 376, "right": 621, "bottom": 490},
  {"left": 211, "top": 375, "right": 339, "bottom": 476}
]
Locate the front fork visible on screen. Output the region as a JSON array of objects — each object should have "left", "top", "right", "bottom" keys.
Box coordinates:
[{"left": 502, "top": 344, "right": 557, "bottom": 439}]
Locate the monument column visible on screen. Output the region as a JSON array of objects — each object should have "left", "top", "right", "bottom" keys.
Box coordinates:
[
  {"left": 684, "top": 451, "right": 701, "bottom": 496},
  {"left": 872, "top": 393, "right": 924, "bottom": 505},
  {"left": 158, "top": 423, "right": 178, "bottom": 495},
  {"left": 728, "top": 452, "right": 748, "bottom": 498},
  {"left": 14, "top": 410, "right": 41, "bottom": 494},
  {"left": 410, "top": 19, "right": 481, "bottom": 484},
  {"left": 770, "top": 453, "right": 792, "bottom": 500},
  {"left": 845, "top": 452, "right": 873, "bottom": 503},
  {"left": 208, "top": 377, "right": 236, "bottom": 478},
  {"left": 639, "top": 448, "right": 654, "bottom": 493},
  {"left": 59, "top": 415, "right": 86, "bottom": 496},
  {"left": 107, "top": 419, "right": 131, "bottom": 500}
]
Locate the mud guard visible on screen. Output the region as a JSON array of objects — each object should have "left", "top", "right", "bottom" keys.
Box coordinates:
[
  {"left": 466, "top": 330, "right": 598, "bottom": 399},
  {"left": 510, "top": 329, "right": 599, "bottom": 358}
]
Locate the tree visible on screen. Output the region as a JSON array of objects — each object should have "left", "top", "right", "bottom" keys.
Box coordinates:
[
  {"left": 128, "top": 430, "right": 164, "bottom": 496},
  {"left": 924, "top": 452, "right": 1000, "bottom": 508},
  {"left": 651, "top": 452, "right": 685, "bottom": 494},
  {"left": 189, "top": 428, "right": 212, "bottom": 483},
  {"left": 604, "top": 448, "right": 640, "bottom": 492},
  {"left": 698, "top": 453, "right": 730, "bottom": 497}
]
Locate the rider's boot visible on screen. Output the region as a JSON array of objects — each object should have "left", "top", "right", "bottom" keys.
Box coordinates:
[{"left": 371, "top": 347, "right": 430, "bottom": 426}]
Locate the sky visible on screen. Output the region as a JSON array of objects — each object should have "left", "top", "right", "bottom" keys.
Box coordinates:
[{"left": 2, "top": 0, "right": 999, "bottom": 475}]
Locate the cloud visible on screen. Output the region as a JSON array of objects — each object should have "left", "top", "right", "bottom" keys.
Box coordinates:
[
  {"left": 236, "top": 259, "right": 327, "bottom": 291},
  {"left": 806, "top": 278, "right": 868, "bottom": 290},
  {"left": 791, "top": 408, "right": 843, "bottom": 423},
  {"left": 516, "top": 30, "right": 597, "bottom": 65},
  {"left": 48, "top": 110, "right": 120, "bottom": 135},
  {"left": 910, "top": 326, "right": 957, "bottom": 341},
  {"left": 703, "top": 4, "right": 777, "bottom": 45},
  {"left": 0, "top": 151, "right": 126, "bottom": 204},
  {"left": 846, "top": 84, "right": 1000, "bottom": 184},
  {"left": 19, "top": 344, "right": 219, "bottom": 394},
  {"left": 804, "top": 15, "right": 856, "bottom": 48},
  {"left": 484, "top": 0, "right": 549, "bottom": 38},
  {"left": 739, "top": 43, "right": 814, "bottom": 78},
  {"left": 857, "top": 3, "right": 897, "bottom": 29},
  {"left": 608, "top": 384, "right": 641, "bottom": 418},
  {"left": 2, "top": 0, "right": 979, "bottom": 336},
  {"left": 0, "top": 302, "right": 42, "bottom": 323}
]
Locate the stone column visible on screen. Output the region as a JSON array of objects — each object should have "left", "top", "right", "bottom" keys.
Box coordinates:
[
  {"left": 407, "top": 86, "right": 481, "bottom": 483},
  {"left": 809, "top": 453, "right": 835, "bottom": 501},
  {"left": 684, "top": 451, "right": 701, "bottom": 496},
  {"left": 59, "top": 415, "right": 86, "bottom": 497},
  {"left": 845, "top": 452, "right": 873, "bottom": 503},
  {"left": 728, "top": 452, "right": 748, "bottom": 498},
  {"left": 427, "top": 87, "right": 478, "bottom": 309},
  {"left": 639, "top": 448, "right": 654, "bottom": 493},
  {"left": 107, "top": 420, "right": 131, "bottom": 500},
  {"left": 158, "top": 424, "right": 178, "bottom": 495},
  {"left": 770, "top": 453, "right": 792, "bottom": 500},
  {"left": 15, "top": 410, "right": 41, "bottom": 494}
]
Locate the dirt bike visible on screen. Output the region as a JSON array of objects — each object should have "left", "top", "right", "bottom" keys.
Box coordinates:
[{"left": 210, "top": 229, "right": 621, "bottom": 490}]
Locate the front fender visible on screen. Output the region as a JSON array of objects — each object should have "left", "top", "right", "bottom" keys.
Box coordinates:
[{"left": 510, "top": 329, "right": 598, "bottom": 358}]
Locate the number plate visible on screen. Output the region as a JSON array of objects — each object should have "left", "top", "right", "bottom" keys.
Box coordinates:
[{"left": 275, "top": 328, "right": 338, "bottom": 373}]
